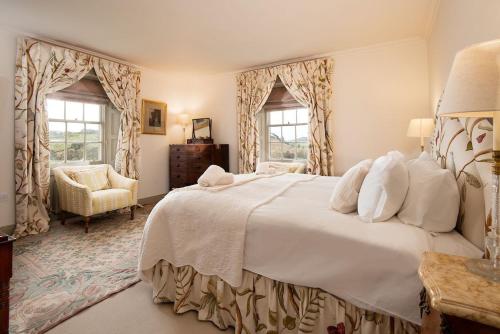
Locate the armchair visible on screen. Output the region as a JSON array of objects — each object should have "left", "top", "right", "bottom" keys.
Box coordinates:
[{"left": 52, "top": 164, "right": 138, "bottom": 233}]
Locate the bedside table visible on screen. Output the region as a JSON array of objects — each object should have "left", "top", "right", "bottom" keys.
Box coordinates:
[{"left": 418, "top": 252, "right": 500, "bottom": 334}]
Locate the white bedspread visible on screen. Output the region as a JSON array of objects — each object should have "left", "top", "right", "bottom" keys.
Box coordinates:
[
  {"left": 138, "top": 173, "right": 316, "bottom": 287},
  {"left": 139, "top": 174, "right": 483, "bottom": 325},
  {"left": 244, "top": 175, "right": 482, "bottom": 324}
]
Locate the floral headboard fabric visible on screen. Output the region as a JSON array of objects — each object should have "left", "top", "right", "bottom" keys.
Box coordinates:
[{"left": 431, "top": 116, "right": 492, "bottom": 250}]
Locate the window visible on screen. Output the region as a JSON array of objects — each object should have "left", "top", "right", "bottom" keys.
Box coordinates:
[
  {"left": 47, "top": 98, "right": 105, "bottom": 164},
  {"left": 266, "top": 108, "right": 308, "bottom": 161}
]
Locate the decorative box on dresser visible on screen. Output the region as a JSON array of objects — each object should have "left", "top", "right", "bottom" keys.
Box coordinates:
[
  {"left": 169, "top": 144, "right": 229, "bottom": 190},
  {"left": 0, "top": 234, "right": 14, "bottom": 334},
  {"left": 418, "top": 252, "right": 500, "bottom": 334}
]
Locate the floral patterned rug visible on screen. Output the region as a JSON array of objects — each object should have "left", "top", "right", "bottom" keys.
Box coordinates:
[{"left": 9, "top": 207, "right": 150, "bottom": 334}]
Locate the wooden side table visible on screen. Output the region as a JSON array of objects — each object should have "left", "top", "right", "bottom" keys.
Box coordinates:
[
  {"left": 418, "top": 252, "right": 500, "bottom": 334},
  {"left": 0, "top": 234, "right": 14, "bottom": 334}
]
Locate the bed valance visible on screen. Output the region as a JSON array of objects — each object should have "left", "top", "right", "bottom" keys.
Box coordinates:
[
  {"left": 236, "top": 58, "right": 334, "bottom": 176},
  {"left": 14, "top": 38, "right": 141, "bottom": 237}
]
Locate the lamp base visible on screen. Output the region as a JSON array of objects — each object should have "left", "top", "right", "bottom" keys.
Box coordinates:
[{"left": 465, "top": 258, "right": 500, "bottom": 282}]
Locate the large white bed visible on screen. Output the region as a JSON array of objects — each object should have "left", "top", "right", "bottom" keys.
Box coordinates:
[{"left": 139, "top": 172, "right": 482, "bottom": 331}]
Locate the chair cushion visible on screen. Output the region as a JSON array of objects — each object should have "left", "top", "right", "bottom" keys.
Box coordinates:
[
  {"left": 69, "top": 167, "right": 110, "bottom": 192},
  {"left": 91, "top": 188, "right": 132, "bottom": 214}
]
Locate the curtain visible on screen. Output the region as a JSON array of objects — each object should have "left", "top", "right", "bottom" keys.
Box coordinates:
[
  {"left": 236, "top": 58, "right": 334, "bottom": 176},
  {"left": 93, "top": 58, "right": 141, "bottom": 179},
  {"left": 279, "top": 58, "right": 334, "bottom": 175},
  {"left": 14, "top": 38, "right": 94, "bottom": 237},
  {"left": 236, "top": 68, "right": 277, "bottom": 173},
  {"left": 14, "top": 38, "right": 141, "bottom": 237}
]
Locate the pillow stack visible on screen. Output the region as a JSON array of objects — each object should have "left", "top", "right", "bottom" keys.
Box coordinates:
[{"left": 329, "top": 150, "right": 460, "bottom": 233}]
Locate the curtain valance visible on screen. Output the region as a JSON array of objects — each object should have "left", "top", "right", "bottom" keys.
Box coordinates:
[
  {"left": 14, "top": 38, "right": 141, "bottom": 237},
  {"left": 236, "top": 58, "right": 334, "bottom": 175}
]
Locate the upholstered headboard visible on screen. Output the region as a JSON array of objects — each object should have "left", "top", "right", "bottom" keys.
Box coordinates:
[{"left": 431, "top": 115, "right": 492, "bottom": 250}]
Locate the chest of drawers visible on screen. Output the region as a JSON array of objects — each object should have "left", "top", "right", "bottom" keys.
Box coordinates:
[{"left": 169, "top": 144, "right": 229, "bottom": 190}]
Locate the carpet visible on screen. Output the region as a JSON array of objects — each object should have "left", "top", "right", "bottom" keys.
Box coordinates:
[{"left": 9, "top": 208, "right": 150, "bottom": 334}]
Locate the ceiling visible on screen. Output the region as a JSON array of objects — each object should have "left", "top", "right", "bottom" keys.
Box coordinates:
[{"left": 0, "top": 0, "right": 436, "bottom": 73}]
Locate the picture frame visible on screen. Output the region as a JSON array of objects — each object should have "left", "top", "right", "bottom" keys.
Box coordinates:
[
  {"left": 192, "top": 118, "right": 212, "bottom": 140},
  {"left": 141, "top": 99, "right": 167, "bottom": 135}
]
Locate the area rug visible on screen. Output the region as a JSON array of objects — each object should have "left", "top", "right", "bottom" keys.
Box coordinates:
[{"left": 9, "top": 207, "right": 150, "bottom": 334}]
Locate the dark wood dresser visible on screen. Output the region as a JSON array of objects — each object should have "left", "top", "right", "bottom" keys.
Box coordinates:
[
  {"left": 0, "top": 234, "right": 14, "bottom": 334},
  {"left": 169, "top": 144, "right": 229, "bottom": 190}
]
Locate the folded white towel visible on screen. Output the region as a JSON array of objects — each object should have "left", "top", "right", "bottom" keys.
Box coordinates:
[{"left": 198, "top": 165, "right": 234, "bottom": 187}]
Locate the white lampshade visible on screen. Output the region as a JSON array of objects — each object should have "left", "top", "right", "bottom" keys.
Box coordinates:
[
  {"left": 407, "top": 118, "right": 434, "bottom": 138},
  {"left": 438, "top": 39, "right": 500, "bottom": 148},
  {"left": 176, "top": 113, "right": 191, "bottom": 127}
]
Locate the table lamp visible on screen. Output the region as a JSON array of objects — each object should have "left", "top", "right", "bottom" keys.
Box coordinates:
[
  {"left": 407, "top": 118, "right": 434, "bottom": 152},
  {"left": 177, "top": 113, "right": 191, "bottom": 143},
  {"left": 437, "top": 39, "right": 500, "bottom": 281}
]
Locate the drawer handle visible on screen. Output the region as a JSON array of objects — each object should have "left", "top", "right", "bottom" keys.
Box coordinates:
[
  {"left": 177, "top": 156, "right": 180, "bottom": 159},
  {"left": 176, "top": 148, "right": 180, "bottom": 152},
  {"left": 176, "top": 164, "right": 180, "bottom": 167},
  {"left": 176, "top": 175, "right": 181, "bottom": 178}
]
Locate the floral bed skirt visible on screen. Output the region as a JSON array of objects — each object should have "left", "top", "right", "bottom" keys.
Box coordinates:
[{"left": 147, "top": 260, "right": 420, "bottom": 334}]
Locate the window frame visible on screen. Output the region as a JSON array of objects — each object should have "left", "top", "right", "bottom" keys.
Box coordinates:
[
  {"left": 47, "top": 98, "right": 106, "bottom": 166},
  {"left": 263, "top": 107, "right": 309, "bottom": 162}
]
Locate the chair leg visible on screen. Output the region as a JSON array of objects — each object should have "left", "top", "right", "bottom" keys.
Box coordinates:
[
  {"left": 83, "top": 216, "right": 90, "bottom": 233},
  {"left": 60, "top": 211, "right": 66, "bottom": 225},
  {"left": 130, "top": 205, "right": 136, "bottom": 220}
]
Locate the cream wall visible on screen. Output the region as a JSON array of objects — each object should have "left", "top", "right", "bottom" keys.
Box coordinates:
[
  {"left": 332, "top": 38, "right": 430, "bottom": 174},
  {"left": 138, "top": 70, "right": 237, "bottom": 199},
  {"left": 428, "top": 0, "right": 500, "bottom": 110}
]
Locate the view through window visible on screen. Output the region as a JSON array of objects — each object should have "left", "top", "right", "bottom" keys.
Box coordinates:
[
  {"left": 47, "top": 98, "right": 104, "bottom": 164},
  {"left": 267, "top": 108, "right": 308, "bottom": 161}
]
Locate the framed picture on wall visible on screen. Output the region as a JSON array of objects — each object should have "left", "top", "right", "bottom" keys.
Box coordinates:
[{"left": 141, "top": 99, "right": 167, "bottom": 135}]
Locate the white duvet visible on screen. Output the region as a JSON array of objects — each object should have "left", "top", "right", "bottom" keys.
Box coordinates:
[{"left": 139, "top": 174, "right": 482, "bottom": 325}]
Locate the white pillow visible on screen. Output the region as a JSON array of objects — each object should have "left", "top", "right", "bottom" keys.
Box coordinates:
[
  {"left": 330, "top": 159, "right": 373, "bottom": 213},
  {"left": 397, "top": 152, "right": 460, "bottom": 232},
  {"left": 358, "top": 151, "right": 409, "bottom": 222}
]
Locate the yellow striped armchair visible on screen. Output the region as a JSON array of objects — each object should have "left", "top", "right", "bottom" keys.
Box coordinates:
[{"left": 52, "top": 164, "right": 138, "bottom": 233}]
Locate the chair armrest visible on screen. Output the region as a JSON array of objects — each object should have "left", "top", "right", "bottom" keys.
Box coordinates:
[
  {"left": 53, "top": 169, "right": 93, "bottom": 216},
  {"left": 108, "top": 168, "right": 138, "bottom": 205}
]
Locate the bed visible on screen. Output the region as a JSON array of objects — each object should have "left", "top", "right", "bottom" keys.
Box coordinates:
[{"left": 138, "top": 116, "right": 492, "bottom": 334}]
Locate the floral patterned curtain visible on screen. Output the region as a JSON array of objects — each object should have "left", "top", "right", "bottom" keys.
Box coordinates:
[
  {"left": 236, "top": 58, "right": 334, "bottom": 175},
  {"left": 237, "top": 68, "right": 277, "bottom": 173},
  {"left": 14, "top": 38, "right": 142, "bottom": 237},
  {"left": 278, "top": 58, "right": 334, "bottom": 175},
  {"left": 94, "top": 59, "right": 141, "bottom": 179},
  {"left": 14, "top": 38, "right": 94, "bottom": 237}
]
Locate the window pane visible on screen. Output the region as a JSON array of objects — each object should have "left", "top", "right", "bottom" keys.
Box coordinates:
[
  {"left": 269, "top": 111, "right": 282, "bottom": 125},
  {"left": 66, "top": 101, "right": 83, "bottom": 121},
  {"left": 86, "top": 124, "right": 101, "bottom": 142},
  {"left": 269, "top": 142, "right": 282, "bottom": 160},
  {"left": 297, "top": 108, "right": 308, "bottom": 123},
  {"left": 269, "top": 126, "right": 282, "bottom": 142},
  {"left": 49, "top": 143, "right": 65, "bottom": 161},
  {"left": 47, "top": 99, "right": 64, "bottom": 119},
  {"left": 296, "top": 125, "right": 308, "bottom": 142},
  {"left": 283, "top": 143, "right": 296, "bottom": 160},
  {"left": 282, "top": 126, "right": 295, "bottom": 142},
  {"left": 86, "top": 143, "right": 102, "bottom": 161},
  {"left": 85, "top": 104, "right": 101, "bottom": 122},
  {"left": 297, "top": 143, "right": 308, "bottom": 160},
  {"left": 67, "top": 123, "right": 84, "bottom": 142},
  {"left": 283, "top": 109, "right": 296, "bottom": 124},
  {"left": 49, "top": 122, "right": 65, "bottom": 141},
  {"left": 67, "top": 143, "right": 84, "bottom": 161}
]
